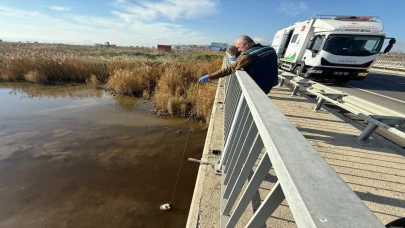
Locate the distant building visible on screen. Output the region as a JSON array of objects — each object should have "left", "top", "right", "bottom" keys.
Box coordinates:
[
  {"left": 157, "top": 44, "right": 172, "bottom": 52},
  {"left": 210, "top": 42, "right": 228, "bottom": 51}
]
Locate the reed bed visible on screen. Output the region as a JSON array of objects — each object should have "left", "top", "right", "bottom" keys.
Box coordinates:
[{"left": 0, "top": 42, "right": 224, "bottom": 124}]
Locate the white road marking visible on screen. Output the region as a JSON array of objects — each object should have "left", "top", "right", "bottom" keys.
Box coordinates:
[
  {"left": 342, "top": 84, "right": 405, "bottom": 105},
  {"left": 397, "top": 82, "right": 405, "bottom": 85}
]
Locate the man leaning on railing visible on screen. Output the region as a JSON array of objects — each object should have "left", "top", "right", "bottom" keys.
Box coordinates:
[
  {"left": 198, "top": 35, "right": 279, "bottom": 94},
  {"left": 227, "top": 45, "right": 241, "bottom": 61}
]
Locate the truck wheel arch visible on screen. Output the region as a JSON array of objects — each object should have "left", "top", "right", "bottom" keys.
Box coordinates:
[
  {"left": 293, "top": 66, "right": 303, "bottom": 76},
  {"left": 293, "top": 61, "right": 306, "bottom": 75},
  {"left": 295, "top": 61, "right": 306, "bottom": 72}
]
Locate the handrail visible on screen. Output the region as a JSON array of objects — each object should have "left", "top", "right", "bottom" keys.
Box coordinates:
[{"left": 218, "top": 53, "right": 385, "bottom": 227}]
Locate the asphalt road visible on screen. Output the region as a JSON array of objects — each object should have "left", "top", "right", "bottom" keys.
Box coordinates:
[{"left": 328, "top": 72, "right": 405, "bottom": 114}]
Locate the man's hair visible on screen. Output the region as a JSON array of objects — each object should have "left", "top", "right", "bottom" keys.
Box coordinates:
[
  {"left": 237, "top": 35, "right": 255, "bottom": 45},
  {"left": 228, "top": 45, "right": 238, "bottom": 51}
]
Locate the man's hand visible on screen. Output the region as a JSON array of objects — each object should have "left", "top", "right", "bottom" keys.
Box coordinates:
[{"left": 198, "top": 75, "right": 209, "bottom": 83}]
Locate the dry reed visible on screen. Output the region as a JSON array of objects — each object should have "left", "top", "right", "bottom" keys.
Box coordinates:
[
  {"left": 0, "top": 42, "right": 224, "bottom": 124},
  {"left": 153, "top": 60, "right": 222, "bottom": 122}
]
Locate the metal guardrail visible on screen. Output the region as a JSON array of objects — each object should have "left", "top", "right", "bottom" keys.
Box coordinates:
[
  {"left": 278, "top": 72, "right": 405, "bottom": 142},
  {"left": 372, "top": 60, "right": 405, "bottom": 72},
  {"left": 216, "top": 54, "right": 385, "bottom": 227}
]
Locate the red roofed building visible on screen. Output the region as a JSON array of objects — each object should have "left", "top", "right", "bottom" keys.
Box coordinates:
[{"left": 157, "top": 45, "right": 172, "bottom": 52}]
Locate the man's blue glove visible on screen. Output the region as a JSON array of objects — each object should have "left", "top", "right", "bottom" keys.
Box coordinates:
[
  {"left": 230, "top": 57, "right": 237, "bottom": 61},
  {"left": 199, "top": 75, "right": 209, "bottom": 83}
]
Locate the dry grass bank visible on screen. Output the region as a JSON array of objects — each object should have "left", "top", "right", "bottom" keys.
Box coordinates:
[
  {"left": 0, "top": 42, "right": 224, "bottom": 124},
  {"left": 153, "top": 61, "right": 220, "bottom": 123}
]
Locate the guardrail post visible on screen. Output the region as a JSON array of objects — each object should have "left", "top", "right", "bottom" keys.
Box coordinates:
[
  {"left": 314, "top": 97, "right": 325, "bottom": 110},
  {"left": 291, "top": 85, "right": 300, "bottom": 96},
  {"left": 358, "top": 122, "right": 379, "bottom": 141},
  {"left": 279, "top": 78, "right": 285, "bottom": 87}
]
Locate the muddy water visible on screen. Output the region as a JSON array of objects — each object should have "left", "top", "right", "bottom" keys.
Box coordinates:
[{"left": 0, "top": 83, "right": 207, "bottom": 228}]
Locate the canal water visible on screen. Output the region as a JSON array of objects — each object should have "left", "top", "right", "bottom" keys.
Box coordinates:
[{"left": 0, "top": 83, "right": 206, "bottom": 228}]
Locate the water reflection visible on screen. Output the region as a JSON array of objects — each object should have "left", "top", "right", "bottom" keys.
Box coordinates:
[
  {"left": 0, "top": 83, "right": 205, "bottom": 228},
  {"left": 113, "top": 96, "right": 139, "bottom": 111},
  {"left": 0, "top": 82, "right": 144, "bottom": 112},
  {"left": 0, "top": 82, "right": 105, "bottom": 99}
]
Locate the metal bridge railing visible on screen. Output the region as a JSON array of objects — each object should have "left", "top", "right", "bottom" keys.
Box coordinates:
[{"left": 216, "top": 55, "right": 385, "bottom": 228}]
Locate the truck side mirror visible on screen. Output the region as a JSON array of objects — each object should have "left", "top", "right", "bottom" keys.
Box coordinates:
[
  {"left": 384, "top": 44, "right": 393, "bottom": 53},
  {"left": 383, "top": 38, "right": 396, "bottom": 53},
  {"left": 306, "top": 36, "right": 316, "bottom": 50}
]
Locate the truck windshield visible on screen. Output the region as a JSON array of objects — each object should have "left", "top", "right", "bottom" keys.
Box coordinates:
[{"left": 323, "top": 35, "right": 384, "bottom": 56}]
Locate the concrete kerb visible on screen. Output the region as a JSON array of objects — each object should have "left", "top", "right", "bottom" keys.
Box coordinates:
[{"left": 186, "top": 78, "right": 224, "bottom": 228}]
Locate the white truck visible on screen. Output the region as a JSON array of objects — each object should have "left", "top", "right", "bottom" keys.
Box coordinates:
[{"left": 271, "top": 15, "right": 396, "bottom": 83}]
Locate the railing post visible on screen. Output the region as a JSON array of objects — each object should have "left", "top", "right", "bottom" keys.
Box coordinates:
[
  {"left": 246, "top": 181, "right": 285, "bottom": 228},
  {"left": 223, "top": 117, "right": 255, "bottom": 193},
  {"left": 222, "top": 132, "right": 263, "bottom": 215},
  {"left": 224, "top": 75, "right": 237, "bottom": 139},
  {"left": 358, "top": 122, "right": 379, "bottom": 141},
  {"left": 224, "top": 85, "right": 242, "bottom": 144},
  {"left": 314, "top": 97, "right": 325, "bottom": 110},
  {"left": 222, "top": 153, "right": 272, "bottom": 228},
  {"left": 292, "top": 85, "right": 300, "bottom": 96},
  {"left": 279, "top": 78, "right": 285, "bottom": 86},
  {"left": 224, "top": 75, "right": 242, "bottom": 142},
  {"left": 223, "top": 108, "right": 250, "bottom": 177},
  {"left": 217, "top": 93, "right": 245, "bottom": 172},
  {"left": 224, "top": 74, "right": 233, "bottom": 100}
]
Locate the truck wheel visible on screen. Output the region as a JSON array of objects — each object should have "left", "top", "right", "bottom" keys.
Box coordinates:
[{"left": 293, "top": 66, "right": 302, "bottom": 76}]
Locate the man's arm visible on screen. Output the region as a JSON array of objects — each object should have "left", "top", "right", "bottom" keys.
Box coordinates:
[{"left": 207, "top": 55, "right": 252, "bottom": 80}]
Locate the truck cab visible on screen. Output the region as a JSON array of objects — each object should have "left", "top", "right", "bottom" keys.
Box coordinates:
[{"left": 272, "top": 15, "right": 396, "bottom": 83}]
